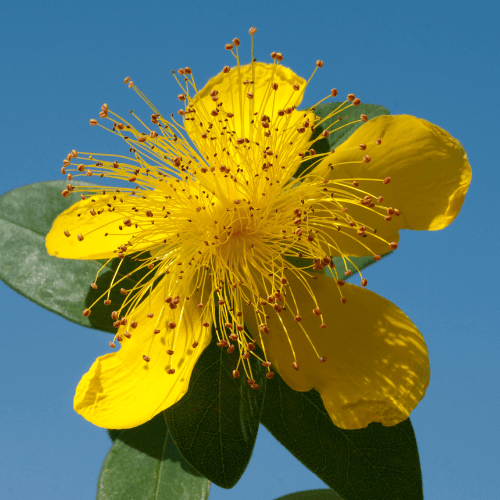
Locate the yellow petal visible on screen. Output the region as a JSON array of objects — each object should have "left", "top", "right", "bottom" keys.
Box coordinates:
[
  {"left": 46, "top": 194, "right": 155, "bottom": 260},
  {"left": 247, "top": 273, "right": 429, "bottom": 429},
  {"left": 185, "top": 63, "right": 313, "bottom": 181},
  {"left": 74, "top": 282, "right": 211, "bottom": 429},
  {"left": 313, "top": 115, "right": 471, "bottom": 256}
]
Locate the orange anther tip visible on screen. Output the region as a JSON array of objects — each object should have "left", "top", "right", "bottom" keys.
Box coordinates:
[
  {"left": 225, "top": 43, "right": 234, "bottom": 50},
  {"left": 142, "top": 355, "right": 150, "bottom": 362},
  {"left": 320, "top": 356, "right": 327, "bottom": 362},
  {"left": 266, "top": 371, "right": 275, "bottom": 379},
  {"left": 233, "top": 369, "right": 240, "bottom": 378},
  {"left": 82, "top": 308, "right": 91, "bottom": 317},
  {"left": 390, "top": 242, "right": 399, "bottom": 250},
  {"left": 292, "top": 361, "right": 299, "bottom": 371},
  {"left": 331, "top": 88, "right": 338, "bottom": 97},
  {"left": 316, "top": 60, "right": 324, "bottom": 68},
  {"left": 249, "top": 27, "right": 257, "bottom": 35},
  {"left": 373, "top": 255, "right": 382, "bottom": 261},
  {"left": 167, "top": 368, "right": 175, "bottom": 374},
  {"left": 192, "top": 341, "right": 199, "bottom": 348}
]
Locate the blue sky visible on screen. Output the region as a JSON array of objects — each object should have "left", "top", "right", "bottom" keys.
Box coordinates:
[{"left": 0, "top": 1, "right": 498, "bottom": 499}]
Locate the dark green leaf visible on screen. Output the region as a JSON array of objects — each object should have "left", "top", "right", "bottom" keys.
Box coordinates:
[
  {"left": 98, "top": 413, "right": 210, "bottom": 500},
  {"left": 261, "top": 372, "right": 423, "bottom": 500},
  {"left": 296, "top": 102, "right": 390, "bottom": 178},
  {"left": 0, "top": 181, "right": 149, "bottom": 333},
  {"left": 164, "top": 328, "right": 267, "bottom": 489},
  {"left": 331, "top": 251, "right": 393, "bottom": 282},
  {"left": 274, "top": 490, "right": 344, "bottom": 500}
]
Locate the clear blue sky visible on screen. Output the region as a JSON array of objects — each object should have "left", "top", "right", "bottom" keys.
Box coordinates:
[{"left": 0, "top": 1, "right": 498, "bottom": 499}]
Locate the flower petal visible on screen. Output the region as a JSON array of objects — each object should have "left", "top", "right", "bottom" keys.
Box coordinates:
[
  {"left": 185, "top": 63, "right": 313, "bottom": 182},
  {"left": 46, "top": 194, "right": 155, "bottom": 260},
  {"left": 313, "top": 115, "right": 471, "bottom": 256},
  {"left": 246, "top": 273, "right": 429, "bottom": 429},
  {"left": 74, "top": 282, "right": 211, "bottom": 429}
]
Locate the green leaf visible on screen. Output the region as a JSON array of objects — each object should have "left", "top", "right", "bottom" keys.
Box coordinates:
[
  {"left": 330, "top": 251, "right": 393, "bottom": 282},
  {"left": 0, "top": 181, "right": 149, "bottom": 333},
  {"left": 98, "top": 413, "right": 210, "bottom": 500},
  {"left": 164, "top": 328, "right": 267, "bottom": 489},
  {"left": 261, "top": 372, "right": 423, "bottom": 500},
  {"left": 296, "top": 102, "right": 390, "bottom": 178},
  {"left": 274, "top": 490, "right": 344, "bottom": 500}
]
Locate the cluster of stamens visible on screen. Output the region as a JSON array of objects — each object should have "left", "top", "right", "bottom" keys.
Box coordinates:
[{"left": 60, "top": 27, "right": 400, "bottom": 387}]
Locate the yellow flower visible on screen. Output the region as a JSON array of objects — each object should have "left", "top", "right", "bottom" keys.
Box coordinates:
[{"left": 46, "top": 35, "right": 471, "bottom": 431}]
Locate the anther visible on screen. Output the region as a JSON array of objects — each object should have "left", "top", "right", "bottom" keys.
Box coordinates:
[
  {"left": 320, "top": 356, "right": 327, "bottom": 362},
  {"left": 294, "top": 315, "right": 302, "bottom": 322},
  {"left": 223, "top": 66, "right": 230, "bottom": 73},
  {"left": 320, "top": 323, "right": 327, "bottom": 329},
  {"left": 124, "top": 77, "right": 130, "bottom": 84},
  {"left": 104, "top": 299, "right": 111, "bottom": 305},
  {"left": 167, "top": 368, "right": 176, "bottom": 375},
  {"left": 178, "top": 94, "right": 186, "bottom": 101},
  {"left": 262, "top": 361, "right": 272, "bottom": 367},
  {"left": 251, "top": 384, "right": 260, "bottom": 390},
  {"left": 227, "top": 345, "right": 235, "bottom": 354},
  {"left": 168, "top": 321, "right": 176, "bottom": 329},
  {"left": 363, "top": 155, "right": 371, "bottom": 163},
  {"left": 337, "top": 279, "right": 345, "bottom": 286},
  {"left": 390, "top": 242, "right": 399, "bottom": 250},
  {"left": 272, "top": 82, "right": 278, "bottom": 90},
  {"left": 249, "top": 27, "right": 257, "bottom": 35},
  {"left": 225, "top": 43, "right": 233, "bottom": 50},
  {"left": 373, "top": 255, "right": 382, "bottom": 261},
  {"left": 361, "top": 279, "right": 368, "bottom": 287},
  {"left": 233, "top": 369, "right": 240, "bottom": 378},
  {"left": 316, "top": 60, "right": 324, "bottom": 68},
  {"left": 120, "top": 288, "right": 127, "bottom": 296},
  {"left": 184, "top": 67, "right": 192, "bottom": 74},
  {"left": 82, "top": 308, "right": 91, "bottom": 317},
  {"left": 77, "top": 234, "right": 84, "bottom": 241},
  {"left": 376, "top": 138, "right": 382, "bottom": 145},
  {"left": 361, "top": 114, "right": 368, "bottom": 122},
  {"left": 63, "top": 230, "right": 70, "bottom": 237},
  {"left": 340, "top": 297, "right": 347, "bottom": 304},
  {"left": 192, "top": 341, "right": 199, "bottom": 348},
  {"left": 131, "top": 321, "right": 138, "bottom": 328},
  {"left": 229, "top": 333, "right": 239, "bottom": 340},
  {"left": 331, "top": 88, "right": 338, "bottom": 97},
  {"left": 90, "top": 119, "right": 97, "bottom": 126},
  {"left": 143, "top": 355, "right": 150, "bottom": 362},
  {"left": 202, "top": 322, "right": 210, "bottom": 327},
  {"left": 312, "top": 307, "right": 321, "bottom": 316},
  {"left": 124, "top": 331, "right": 131, "bottom": 339},
  {"left": 154, "top": 329, "right": 161, "bottom": 334},
  {"left": 292, "top": 361, "right": 299, "bottom": 371},
  {"left": 232, "top": 38, "right": 240, "bottom": 46},
  {"left": 91, "top": 283, "right": 97, "bottom": 289},
  {"left": 166, "top": 350, "right": 174, "bottom": 355},
  {"left": 292, "top": 83, "right": 300, "bottom": 91},
  {"left": 321, "top": 130, "right": 330, "bottom": 138},
  {"left": 247, "top": 342, "right": 256, "bottom": 351},
  {"left": 109, "top": 342, "right": 116, "bottom": 348},
  {"left": 353, "top": 98, "right": 361, "bottom": 106},
  {"left": 266, "top": 371, "right": 275, "bottom": 379}
]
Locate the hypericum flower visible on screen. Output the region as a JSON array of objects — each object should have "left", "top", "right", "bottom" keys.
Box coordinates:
[{"left": 46, "top": 30, "right": 471, "bottom": 430}]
